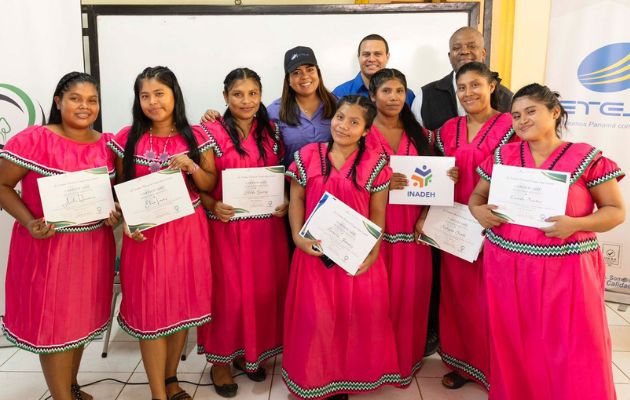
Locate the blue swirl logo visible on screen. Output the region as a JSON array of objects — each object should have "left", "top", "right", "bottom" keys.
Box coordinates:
[{"left": 577, "top": 43, "right": 630, "bottom": 93}]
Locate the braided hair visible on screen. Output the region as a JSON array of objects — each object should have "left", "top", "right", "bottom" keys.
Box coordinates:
[
  {"left": 48, "top": 72, "right": 99, "bottom": 124},
  {"left": 221, "top": 68, "right": 278, "bottom": 162},
  {"left": 122, "top": 66, "right": 199, "bottom": 182},
  {"left": 323, "top": 95, "right": 376, "bottom": 189},
  {"left": 369, "top": 68, "right": 432, "bottom": 156}
]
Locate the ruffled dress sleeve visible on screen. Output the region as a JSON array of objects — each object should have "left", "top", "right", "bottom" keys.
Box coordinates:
[{"left": 584, "top": 153, "right": 625, "bottom": 188}]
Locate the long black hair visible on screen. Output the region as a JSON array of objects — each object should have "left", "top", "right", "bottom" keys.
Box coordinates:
[
  {"left": 221, "top": 68, "right": 278, "bottom": 162},
  {"left": 279, "top": 65, "right": 336, "bottom": 126},
  {"left": 369, "top": 68, "right": 432, "bottom": 156},
  {"left": 323, "top": 95, "right": 377, "bottom": 189},
  {"left": 48, "top": 72, "right": 99, "bottom": 124},
  {"left": 122, "top": 66, "right": 199, "bottom": 182},
  {"left": 455, "top": 61, "right": 501, "bottom": 110},
  {"left": 512, "top": 83, "right": 568, "bottom": 137}
]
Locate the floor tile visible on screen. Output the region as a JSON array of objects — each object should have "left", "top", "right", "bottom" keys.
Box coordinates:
[
  {"left": 135, "top": 341, "right": 207, "bottom": 374},
  {"left": 611, "top": 326, "right": 630, "bottom": 351},
  {"left": 119, "top": 372, "right": 202, "bottom": 399},
  {"left": 614, "top": 362, "right": 630, "bottom": 384},
  {"left": 0, "top": 347, "right": 42, "bottom": 372},
  {"left": 616, "top": 383, "right": 630, "bottom": 400},
  {"left": 417, "top": 353, "right": 450, "bottom": 378},
  {"left": 268, "top": 373, "right": 295, "bottom": 400},
  {"left": 80, "top": 341, "right": 142, "bottom": 373},
  {"left": 353, "top": 379, "right": 422, "bottom": 399},
  {"left": 74, "top": 371, "right": 131, "bottom": 399},
  {"left": 614, "top": 352, "right": 630, "bottom": 379},
  {"left": 0, "top": 347, "right": 18, "bottom": 367},
  {"left": 417, "top": 377, "right": 488, "bottom": 400},
  {"left": 607, "top": 304, "right": 630, "bottom": 326},
  {"left": 0, "top": 371, "right": 48, "bottom": 399}
]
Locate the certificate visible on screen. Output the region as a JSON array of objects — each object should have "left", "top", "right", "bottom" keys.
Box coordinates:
[
  {"left": 300, "top": 191, "right": 382, "bottom": 275},
  {"left": 114, "top": 169, "right": 194, "bottom": 231},
  {"left": 419, "top": 202, "right": 485, "bottom": 263},
  {"left": 389, "top": 155, "right": 455, "bottom": 206},
  {"left": 488, "top": 165, "right": 570, "bottom": 228},
  {"left": 37, "top": 166, "right": 115, "bottom": 228},
  {"left": 222, "top": 166, "right": 285, "bottom": 217}
]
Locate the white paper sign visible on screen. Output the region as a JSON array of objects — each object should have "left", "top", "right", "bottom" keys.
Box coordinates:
[
  {"left": 420, "top": 202, "right": 485, "bottom": 263},
  {"left": 300, "top": 191, "right": 382, "bottom": 275},
  {"left": 114, "top": 169, "right": 194, "bottom": 232},
  {"left": 222, "top": 166, "right": 285, "bottom": 217},
  {"left": 389, "top": 155, "right": 455, "bottom": 206},
  {"left": 37, "top": 166, "right": 115, "bottom": 228},
  {"left": 488, "top": 165, "right": 570, "bottom": 229}
]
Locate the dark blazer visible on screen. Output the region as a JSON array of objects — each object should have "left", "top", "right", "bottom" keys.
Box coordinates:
[{"left": 420, "top": 72, "right": 513, "bottom": 131}]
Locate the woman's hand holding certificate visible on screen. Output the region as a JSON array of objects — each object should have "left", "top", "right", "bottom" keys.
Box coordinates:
[
  {"left": 114, "top": 169, "right": 194, "bottom": 232},
  {"left": 487, "top": 165, "right": 570, "bottom": 229}
]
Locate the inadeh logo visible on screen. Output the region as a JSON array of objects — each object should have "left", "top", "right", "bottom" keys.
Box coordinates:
[
  {"left": 0, "top": 83, "right": 45, "bottom": 148},
  {"left": 577, "top": 43, "right": 630, "bottom": 93},
  {"left": 411, "top": 165, "right": 432, "bottom": 188}
]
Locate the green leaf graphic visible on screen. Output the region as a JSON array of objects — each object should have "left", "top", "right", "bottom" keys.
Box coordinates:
[
  {"left": 541, "top": 171, "right": 568, "bottom": 183},
  {"left": 363, "top": 221, "right": 382, "bottom": 239},
  {"left": 233, "top": 208, "right": 249, "bottom": 214},
  {"left": 265, "top": 166, "right": 285, "bottom": 174},
  {"left": 420, "top": 234, "right": 440, "bottom": 248},
  {"left": 128, "top": 223, "right": 157, "bottom": 231},
  {"left": 490, "top": 210, "right": 515, "bottom": 222},
  {"left": 48, "top": 220, "right": 77, "bottom": 228},
  {"left": 86, "top": 166, "right": 109, "bottom": 175}
]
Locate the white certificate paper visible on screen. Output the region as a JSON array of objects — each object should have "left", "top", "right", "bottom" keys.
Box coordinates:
[
  {"left": 389, "top": 155, "right": 455, "bottom": 206},
  {"left": 222, "top": 166, "right": 285, "bottom": 217},
  {"left": 37, "top": 166, "right": 115, "bottom": 228},
  {"left": 114, "top": 169, "right": 194, "bottom": 231},
  {"left": 488, "top": 165, "right": 570, "bottom": 228},
  {"left": 420, "top": 202, "right": 485, "bottom": 263},
  {"left": 299, "top": 191, "right": 382, "bottom": 275}
]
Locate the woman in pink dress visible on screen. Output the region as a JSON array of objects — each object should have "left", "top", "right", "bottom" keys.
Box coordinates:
[
  {"left": 195, "top": 68, "right": 289, "bottom": 398},
  {"left": 0, "top": 72, "right": 118, "bottom": 400},
  {"left": 366, "top": 68, "right": 456, "bottom": 385},
  {"left": 110, "top": 66, "right": 216, "bottom": 400},
  {"left": 470, "top": 83, "right": 625, "bottom": 400},
  {"left": 434, "top": 62, "right": 517, "bottom": 390},
  {"left": 283, "top": 95, "right": 399, "bottom": 400}
]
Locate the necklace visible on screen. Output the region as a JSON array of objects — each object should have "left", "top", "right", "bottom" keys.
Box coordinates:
[{"left": 145, "top": 126, "right": 174, "bottom": 173}]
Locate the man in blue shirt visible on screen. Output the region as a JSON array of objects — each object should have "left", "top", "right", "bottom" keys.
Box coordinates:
[{"left": 332, "top": 33, "right": 415, "bottom": 106}]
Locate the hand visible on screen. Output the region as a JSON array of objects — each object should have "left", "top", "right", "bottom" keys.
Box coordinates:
[
  {"left": 447, "top": 166, "right": 459, "bottom": 183},
  {"left": 123, "top": 222, "right": 146, "bottom": 242},
  {"left": 168, "top": 154, "right": 199, "bottom": 174},
  {"left": 389, "top": 172, "right": 408, "bottom": 191},
  {"left": 201, "top": 109, "right": 221, "bottom": 123},
  {"left": 355, "top": 250, "right": 378, "bottom": 276},
  {"left": 26, "top": 218, "right": 55, "bottom": 239},
  {"left": 104, "top": 203, "right": 122, "bottom": 227},
  {"left": 540, "top": 215, "right": 579, "bottom": 239},
  {"left": 414, "top": 217, "right": 428, "bottom": 244},
  {"left": 273, "top": 201, "right": 289, "bottom": 218},
  {"left": 293, "top": 235, "right": 323, "bottom": 257},
  {"left": 213, "top": 201, "right": 235, "bottom": 223},
  {"left": 470, "top": 204, "right": 507, "bottom": 229}
]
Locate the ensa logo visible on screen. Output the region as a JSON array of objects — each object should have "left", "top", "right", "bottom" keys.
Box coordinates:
[
  {"left": 577, "top": 43, "right": 630, "bottom": 93},
  {"left": 411, "top": 165, "right": 432, "bottom": 188}
]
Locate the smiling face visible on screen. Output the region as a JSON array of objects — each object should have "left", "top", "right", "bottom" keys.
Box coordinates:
[
  {"left": 371, "top": 78, "right": 406, "bottom": 118},
  {"left": 288, "top": 64, "right": 320, "bottom": 98},
  {"left": 358, "top": 39, "right": 390, "bottom": 80},
  {"left": 54, "top": 82, "right": 99, "bottom": 129},
  {"left": 330, "top": 103, "right": 369, "bottom": 147},
  {"left": 511, "top": 96, "right": 561, "bottom": 142},
  {"left": 456, "top": 70, "right": 496, "bottom": 115},
  {"left": 139, "top": 78, "right": 175, "bottom": 125},
  {"left": 224, "top": 78, "right": 261, "bottom": 122},
  {"left": 448, "top": 28, "right": 486, "bottom": 72}
]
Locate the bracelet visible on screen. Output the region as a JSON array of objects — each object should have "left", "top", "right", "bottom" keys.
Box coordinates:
[{"left": 187, "top": 162, "right": 200, "bottom": 175}]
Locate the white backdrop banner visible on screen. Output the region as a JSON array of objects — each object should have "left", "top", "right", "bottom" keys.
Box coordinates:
[
  {"left": 546, "top": 0, "right": 630, "bottom": 296},
  {"left": 0, "top": 0, "right": 84, "bottom": 315}
]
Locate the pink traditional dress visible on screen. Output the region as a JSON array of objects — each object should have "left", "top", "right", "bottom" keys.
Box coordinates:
[
  {"left": 109, "top": 126, "right": 212, "bottom": 339},
  {"left": 477, "top": 141, "right": 623, "bottom": 400},
  {"left": 366, "top": 126, "right": 433, "bottom": 385},
  {"left": 433, "top": 113, "right": 516, "bottom": 389},
  {"left": 282, "top": 142, "right": 401, "bottom": 399},
  {"left": 1, "top": 125, "right": 115, "bottom": 353},
  {"left": 196, "top": 120, "right": 289, "bottom": 371}
]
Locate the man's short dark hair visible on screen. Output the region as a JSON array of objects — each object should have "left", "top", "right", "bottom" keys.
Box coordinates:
[{"left": 357, "top": 34, "right": 389, "bottom": 56}]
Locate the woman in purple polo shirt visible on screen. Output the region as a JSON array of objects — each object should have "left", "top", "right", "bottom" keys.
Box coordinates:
[{"left": 266, "top": 46, "right": 337, "bottom": 166}]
